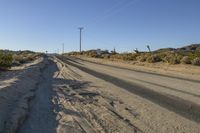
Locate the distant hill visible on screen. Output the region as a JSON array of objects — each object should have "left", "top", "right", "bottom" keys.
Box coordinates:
[
  {"left": 154, "top": 48, "right": 175, "bottom": 52},
  {"left": 177, "top": 44, "right": 200, "bottom": 52},
  {"left": 155, "top": 44, "right": 200, "bottom": 52},
  {"left": 0, "top": 49, "right": 36, "bottom": 54}
]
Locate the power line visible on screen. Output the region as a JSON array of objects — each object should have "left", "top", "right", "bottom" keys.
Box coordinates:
[
  {"left": 82, "top": 0, "right": 138, "bottom": 52},
  {"left": 90, "top": 0, "right": 137, "bottom": 26},
  {"left": 90, "top": 0, "right": 126, "bottom": 23}
]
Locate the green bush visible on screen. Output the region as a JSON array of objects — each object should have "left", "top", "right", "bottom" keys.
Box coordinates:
[
  {"left": 180, "top": 56, "right": 191, "bottom": 64},
  {"left": 0, "top": 52, "right": 13, "bottom": 68},
  {"left": 192, "top": 57, "right": 200, "bottom": 66}
]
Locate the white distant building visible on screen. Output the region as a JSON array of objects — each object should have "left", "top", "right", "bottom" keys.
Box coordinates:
[{"left": 88, "top": 49, "right": 109, "bottom": 55}]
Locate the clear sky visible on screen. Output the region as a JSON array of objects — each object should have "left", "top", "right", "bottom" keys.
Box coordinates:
[{"left": 0, "top": 0, "right": 200, "bottom": 53}]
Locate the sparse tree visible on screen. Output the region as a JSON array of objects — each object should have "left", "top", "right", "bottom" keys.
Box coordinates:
[
  {"left": 147, "top": 45, "right": 151, "bottom": 52},
  {"left": 111, "top": 47, "right": 117, "bottom": 54}
]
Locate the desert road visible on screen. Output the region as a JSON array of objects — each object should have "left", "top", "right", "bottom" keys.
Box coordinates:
[
  {"left": 60, "top": 56, "right": 200, "bottom": 122},
  {"left": 0, "top": 55, "right": 200, "bottom": 133}
]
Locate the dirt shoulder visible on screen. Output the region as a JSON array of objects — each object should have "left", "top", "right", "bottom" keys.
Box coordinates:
[
  {"left": 74, "top": 56, "right": 200, "bottom": 81},
  {"left": 0, "top": 57, "right": 46, "bottom": 132}
]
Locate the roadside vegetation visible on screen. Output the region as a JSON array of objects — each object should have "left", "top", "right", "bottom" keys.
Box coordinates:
[
  {"left": 0, "top": 50, "right": 43, "bottom": 69},
  {"left": 0, "top": 52, "right": 13, "bottom": 68},
  {"left": 66, "top": 44, "right": 200, "bottom": 66}
]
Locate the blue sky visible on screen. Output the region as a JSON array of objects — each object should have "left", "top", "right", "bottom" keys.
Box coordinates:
[{"left": 0, "top": 0, "right": 200, "bottom": 53}]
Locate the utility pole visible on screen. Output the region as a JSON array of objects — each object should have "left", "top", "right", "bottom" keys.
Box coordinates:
[
  {"left": 62, "top": 43, "right": 64, "bottom": 54},
  {"left": 78, "top": 27, "right": 83, "bottom": 52},
  {"left": 57, "top": 49, "right": 59, "bottom": 54}
]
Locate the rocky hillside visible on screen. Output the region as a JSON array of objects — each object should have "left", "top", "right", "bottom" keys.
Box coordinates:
[
  {"left": 155, "top": 44, "right": 200, "bottom": 52},
  {"left": 177, "top": 44, "right": 200, "bottom": 52}
]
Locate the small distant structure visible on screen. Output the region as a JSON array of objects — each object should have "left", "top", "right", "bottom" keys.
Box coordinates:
[
  {"left": 96, "top": 49, "right": 101, "bottom": 55},
  {"left": 111, "top": 47, "right": 117, "bottom": 54},
  {"left": 134, "top": 48, "right": 139, "bottom": 53},
  {"left": 88, "top": 49, "right": 109, "bottom": 56}
]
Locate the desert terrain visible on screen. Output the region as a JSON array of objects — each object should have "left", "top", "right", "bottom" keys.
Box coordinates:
[
  {"left": 1, "top": 0, "right": 200, "bottom": 132},
  {"left": 0, "top": 54, "right": 200, "bottom": 133}
]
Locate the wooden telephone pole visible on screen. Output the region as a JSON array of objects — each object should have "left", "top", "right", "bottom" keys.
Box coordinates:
[{"left": 78, "top": 27, "right": 83, "bottom": 52}]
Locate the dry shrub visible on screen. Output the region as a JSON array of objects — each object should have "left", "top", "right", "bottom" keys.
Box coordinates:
[
  {"left": 110, "top": 54, "right": 123, "bottom": 60},
  {"left": 180, "top": 56, "right": 191, "bottom": 64},
  {"left": 163, "top": 54, "right": 182, "bottom": 64},
  {"left": 102, "top": 54, "right": 110, "bottom": 59},
  {"left": 192, "top": 58, "right": 200, "bottom": 66},
  {"left": 0, "top": 52, "right": 13, "bottom": 68},
  {"left": 136, "top": 55, "right": 146, "bottom": 62},
  {"left": 128, "top": 53, "right": 140, "bottom": 61},
  {"left": 146, "top": 54, "right": 162, "bottom": 63},
  {"left": 88, "top": 51, "right": 98, "bottom": 58},
  {"left": 13, "top": 53, "right": 41, "bottom": 65},
  {"left": 136, "top": 53, "right": 153, "bottom": 62},
  {"left": 122, "top": 54, "right": 133, "bottom": 61}
]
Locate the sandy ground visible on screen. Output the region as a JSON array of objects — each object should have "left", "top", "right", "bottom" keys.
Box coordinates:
[
  {"left": 53, "top": 57, "right": 142, "bottom": 133},
  {"left": 0, "top": 55, "right": 200, "bottom": 133},
  {"left": 0, "top": 57, "right": 45, "bottom": 132}
]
